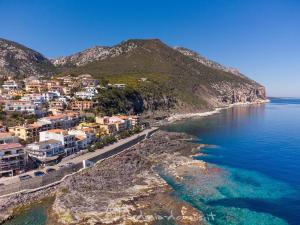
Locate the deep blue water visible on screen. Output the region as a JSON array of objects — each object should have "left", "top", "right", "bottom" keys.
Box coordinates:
[{"left": 162, "top": 98, "right": 300, "bottom": 225}]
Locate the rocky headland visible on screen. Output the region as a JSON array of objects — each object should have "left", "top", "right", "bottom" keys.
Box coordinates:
[{"left": 0, "top": 130, "right": 216, "bottom": 225}]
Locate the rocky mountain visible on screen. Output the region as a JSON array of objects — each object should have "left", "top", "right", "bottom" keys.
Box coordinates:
[
  {"left": 58, "top": 39, "right": 266, "bottom": 115},
  {"left": 174, "top": 46, "right": 244, "bottom": 77},
  {"left": 0, "top": 37, "right": 266, "bottom": 116},
  {"left": 51, "top": 41, "right": 138, "bottom": 67},
  {"left": 0, "top": 38, "right": 56, "bottom": 78}
]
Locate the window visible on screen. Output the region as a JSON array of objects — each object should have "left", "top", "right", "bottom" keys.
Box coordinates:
[{"left": 4, "top": 151, "right": 12, "bottom": 155}]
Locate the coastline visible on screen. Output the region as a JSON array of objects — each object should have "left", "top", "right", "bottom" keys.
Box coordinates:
[
  {"left": 166, "top": 99, "right": 270, "bottom": 123},
  {"left": 0, "top": 99, "right": 270, "bottom": 225},
  {"left": 1, "top": 131, "right": 209, "bottom": 225}
]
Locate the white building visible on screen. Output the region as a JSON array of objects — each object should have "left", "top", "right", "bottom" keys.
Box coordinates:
[
  {"left": 3, "top": 100, "right": 45, "bottom": 116},
  {"left": 42, "top": 91, "right": 60, "bottom": 101},
  {"left": 26, "top": 139, "right": 64, "bottom": 165},
  {"left": 21, "top": 94, "right": 46, "bottom": 105},
  {"left": 113, "top": 83, "right": 126, "bottom": 89},
  {"left": 68, "top": 129, "right": 96, "bottom": 150},
  {"left": 75, "top": 87, "right": 98, "bottom": 100},
  {"left": 2, "top": 80, "right": 18, "bottom": 90},
  {"left": 37, "top": 112, "right": 83, "bottom": 130},
  {"left": 39, "top": 129, "right": 77, "bottom": 155},
  {"left": 75, "top": 91, "right": 94, "bottom": 100}
]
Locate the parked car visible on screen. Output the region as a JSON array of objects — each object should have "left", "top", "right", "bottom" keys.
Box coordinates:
[
  {"left": 34, "top": 171, "right": 45, "bottom": 177},
  {"left": 19, "top": 175, "right": 32, "bottom": 181}
]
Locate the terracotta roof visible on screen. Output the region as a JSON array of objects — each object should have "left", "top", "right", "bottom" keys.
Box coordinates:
[
  {"left": 117, "top": 115, "right": 129, "bottom": 119},
  {"left": 5, "top": 100, "right": 32, "bottom": 103},
  {"left": 0, "top": 143, "right": 23, "bottom": 151},
  {"left": 29, "top": 123, "right": 42, "bottom": 128},
  {"left": 47, "top": 129, "right": 66, "bottom": 134},
  {"left": 81, "top": 127, "right": 93, "bottom": 132},
  {"left": 75, "top": 135, "right": 86, "bottom": 141},
  {"left": 44, "top": 115, "right": 65, "bottom": 120},
  {"left": 0, "top": 132, "right": 13, "bottom": 138}
]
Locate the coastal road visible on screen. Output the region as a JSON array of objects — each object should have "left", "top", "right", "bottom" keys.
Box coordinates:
[{"left": 0, "top": 127, "right": 158, "bottom": 186}]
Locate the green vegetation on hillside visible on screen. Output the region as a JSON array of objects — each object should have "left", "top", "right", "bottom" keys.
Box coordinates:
[
  {"left": 58, "top": 39, "right": 263, "bottom": 112},
  {"left": 94, "top": 87, "right": 144, "bottom": 116}
]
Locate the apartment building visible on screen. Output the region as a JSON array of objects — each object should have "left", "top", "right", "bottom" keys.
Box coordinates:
[
  {"left": 49, "top": 100, "right": 66, "bottom": 112},
  {"left": 99, "top": 124, "right": 117, "bottom": 135},
  {"left": 38, "top": 112, "right": 82, "bottom": 130},
  {"left": 21, "top": 93, "right": 46, "bottom": 104},
  {"left": 25, "top": 83, "right": 47, "bottom": 93},
  {"left": 75, "top": 87, "right": 98, "bottom": 100},
  {"left": 0, "top": 143, "right": 26, "bottom": 177},
  {"left": 26, "top": 139, "right": 64, "bottom": 165},
  {"left": 70, "top": 100, "right": 93, "bottom": 111},
  {"left": 39, "top": 129, "right": 77, "bottom": 155},
  {"left": 9, "top": 121, "right": 52, "bottom": 143},
  {"left": 3, "top": 100, "right": 44, "bottom": 116},
  {"left": 96, "top": 116, "right": 133, "bottom": 132},
  {"left": 68, "top": 129, "right": 96, "bottom": 149},
  {"left": 118, "top": 115, "right": 140, "bottom": 127},
  {"left": 2, "top": 80, "right": 18, "bottom": 90},
  {"left": 109, "top": 116, "right": 131, "bottom": 131},
  {"left": 0, "top": 132, "right": 18, "bottom": 144}
]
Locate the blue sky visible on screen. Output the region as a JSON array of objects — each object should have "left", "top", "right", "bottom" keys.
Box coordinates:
[{"left": 0, "top": 0, "right": 299, "bottom": 97}]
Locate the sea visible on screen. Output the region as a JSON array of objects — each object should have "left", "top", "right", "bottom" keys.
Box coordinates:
[{"left": 4, "top": 97, "right": 300, "bottom": 225}]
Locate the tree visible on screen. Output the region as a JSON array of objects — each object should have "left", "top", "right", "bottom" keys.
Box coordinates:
[{"left": 12, "top": 95, "right": 22, "bottom": 100}]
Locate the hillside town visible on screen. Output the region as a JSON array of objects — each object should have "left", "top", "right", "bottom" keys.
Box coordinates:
[{"left": 0, "top": 74, "right": 144, "bottom": 178}]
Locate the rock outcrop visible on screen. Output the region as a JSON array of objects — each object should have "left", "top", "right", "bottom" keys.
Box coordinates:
[
  {"left": 211, "top": 81, "right": 266, "bottom": 104},
  {"left": 51, "top": 41, "right": 138, "bottom": 67},
  {"left": 0, "top": 38, "right": 56, "bottom": 78},
  {"left": 49, "top": 131, "right": 206, "bottom": 225},
  {"left": 174, "top": 46, "right": 244, "bottom": 77}
]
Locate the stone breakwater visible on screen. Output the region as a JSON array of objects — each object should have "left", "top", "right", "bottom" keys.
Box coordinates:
[{"left": 0, "top": 131, "right": 211, "bottom": 225}]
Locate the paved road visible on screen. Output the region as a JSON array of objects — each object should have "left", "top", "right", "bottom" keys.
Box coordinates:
[{"left": 0, "top": 127, "right": 158, "bottom": 185}]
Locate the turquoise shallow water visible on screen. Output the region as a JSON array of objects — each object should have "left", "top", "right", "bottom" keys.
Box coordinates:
[
  {"left": 161, "top": 98, "right": 300, "bottom": 225},
  {"left": 3, "top": 201, "right": 51, "bottom": 225},
  {"left": 5, "top": 98, "right": 300, "bottom": 225}
]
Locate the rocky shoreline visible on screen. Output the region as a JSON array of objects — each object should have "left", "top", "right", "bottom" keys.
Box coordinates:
[
  {"left": 0, "top": 131, "right": 211, "bottom": 225},
  {"left": 0, "top": 100, "right": 270, "bottom": 225},
  {"left": 166, "top": 99, "right": 269, "bottom": 123}
]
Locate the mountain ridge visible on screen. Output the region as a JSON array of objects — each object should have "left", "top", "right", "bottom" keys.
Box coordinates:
[
  {"left": 0, "top": 38, "right": 56, "bottom": 78},
  {"left": 0, "top": 38, "right": 266, "bottom": 116},
  {"left": 56, "top": 39, "right": 266, "bottom": 114},
  {"left": 51, "top": 39, "right": 247, "bottom": 79}
]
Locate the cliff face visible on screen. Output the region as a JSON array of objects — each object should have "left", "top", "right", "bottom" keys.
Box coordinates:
[{"left": 212, "top": 82, "right": 266, "bottom": 104}]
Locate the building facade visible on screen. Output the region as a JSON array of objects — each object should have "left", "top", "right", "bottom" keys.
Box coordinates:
[
  {"left": 39, "top": 129, "right": 77, "bottom": 155},
  {"left": 3, "top": 100, "right": 44, "bottom": 116},
  {"left": 0, "top": 132, "right": 18, "bottom": 144},
  {"left": 70, "top": 100, "right": 93, "bottom": 111},
  {"left": 0, "top": 143, "right": 26, "bottom": 177},
  {"left": 26, "top": 140, "right": 64, "bottom": 165}
]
